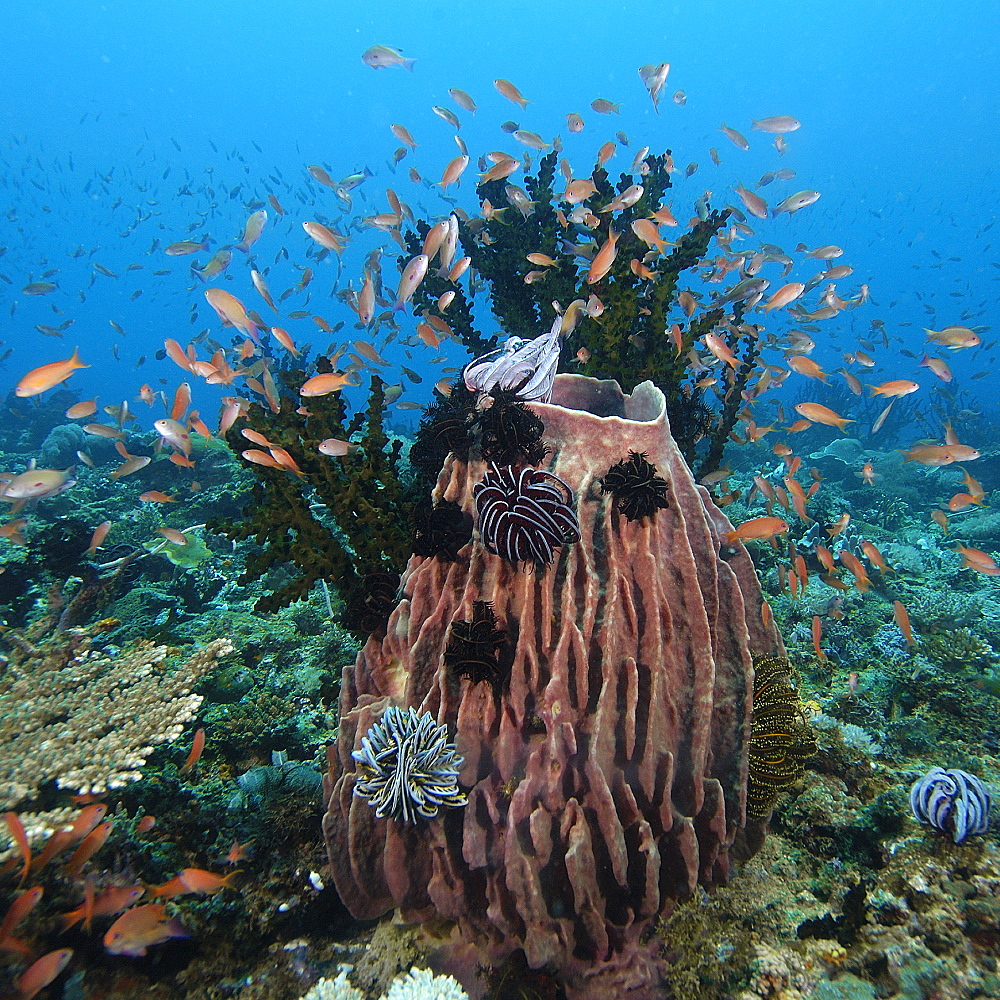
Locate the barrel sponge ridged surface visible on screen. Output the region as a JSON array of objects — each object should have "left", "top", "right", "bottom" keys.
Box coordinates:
[{"left": 324, "top": 375, "right": 780, "bottom": 1000}]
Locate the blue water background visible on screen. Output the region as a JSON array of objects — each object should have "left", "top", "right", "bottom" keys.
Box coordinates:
[{"left": 0, "top": 0, "right": 997, "bottom": 439}]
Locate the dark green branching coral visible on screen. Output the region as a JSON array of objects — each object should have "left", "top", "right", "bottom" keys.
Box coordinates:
[
  {"left": 207, "top": 363, "right": 411, "bottom": 629},
  {"left": 746, "top": 653, "right": 817, "bottom": 819},
  {"left": 407, "top": 150, "right": 751, "bottom": 472}
]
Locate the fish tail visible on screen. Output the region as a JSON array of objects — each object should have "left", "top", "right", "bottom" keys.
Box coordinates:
[{"left": 402, "top": 58, "right": 417, "bottom": 72}]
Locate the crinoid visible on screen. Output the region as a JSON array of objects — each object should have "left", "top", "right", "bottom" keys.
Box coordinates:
[
  {"left": 746, "top": 653, "right": 817, "bottom": 820},
  {"left": 910, "top": 767, "right": 991, "bottom": 843},
  {"left": 411, "top": 498, "right": 474, "bottom": 562},
  {"left": 474, "top": 464, "right": 580, "bottom": 568},
  {"left": 473, "top": 387, "right": 547, "bottom": 467},
  {"left": 352, "top": 705, "right": 467, "bottom": 823},
  {"left": 343, "top": 570, "right": 399, "bottom": 637},
  {"left": 462, "top": 314, "right": 563, "bottom": 404},
  {"left": 409, "top": 383, "right": 476, "bottom": 472},
  {"left": 600, "top": 450, "right": 670, "bottom": 522},
  {"left": 444, "top": 601, "right": 508, "bottom": 692}
]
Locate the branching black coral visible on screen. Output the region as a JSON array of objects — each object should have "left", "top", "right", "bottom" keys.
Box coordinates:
[{"left": 207, "top": 365, "right": 411, "bottom": 629}]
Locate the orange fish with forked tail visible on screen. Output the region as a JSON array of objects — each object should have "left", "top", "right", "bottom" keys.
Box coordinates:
[
  {"left": 954, "top": 544, "right": 1000, "bottom": 575},
  {"left": 15, "top": 948, "right": 72, "bottom": 1000},
  {"left": 149, "top": 868, "right": 240, "bottom": 899},
  {"left": 794, "top": 402, "right": 854, "bottom": 432},
  {"left": 721, "top": 516, "right": 789, "bottom": 545},
  {"left": 15, "top": 348, "right": 89, "bottom": 397},
  {"left": 103, "top": 903, "right": 188, "bottom": 956}
]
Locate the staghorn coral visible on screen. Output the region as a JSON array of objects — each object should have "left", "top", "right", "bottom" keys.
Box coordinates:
[
  {"left": 919, "top": 627, "right": 995, "bottom": 672},
  {"left": 0, "top": 620, "right": 231, "bottom": 809}
]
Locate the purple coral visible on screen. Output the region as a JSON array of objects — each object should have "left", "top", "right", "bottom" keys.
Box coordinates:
[{"left": 910, "top": 766, "right": 991, "bottom": 844}]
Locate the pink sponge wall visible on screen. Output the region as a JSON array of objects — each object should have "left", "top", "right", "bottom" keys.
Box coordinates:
[{"left": 324, "top": 375, "right": 780, "bottom": 998}]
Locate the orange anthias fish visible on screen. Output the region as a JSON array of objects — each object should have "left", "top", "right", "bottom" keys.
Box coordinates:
[
  {"left": 3, "top": 812, "right": 31, "bottom": 884},
  {"left": 299, "top": 372, "right": 357, "bottom": 397},
  {"left": 149, "top": 868, "right": 239, "bottom": 899},
  {"left": 204, "top": 288, "right": 260, "bottom": 343},
  {"left": 811, "top": 615, "right": 827, "bottom": 663},
  {"left": 61, "top": 885, "right": 145, "bottom": 932},
  {"left": 103, "top": 903, "right": 189, "bottom": 956},
  {"left": 703, "top": 332, "right": 740, "bottom": 370},
  {"left": 15, "top": 348, "right": 89, "bottom": 397},
  {"left": 838, "top": 550, "right": 871, "bottom": 592},
  {"left": 903, "top": 444, "right": 981, "bottom": 466},
  {"left": 893, "top": 600, "right": 915, "bottom": 649},
  {"left": 587, "top": 228, "right": 619, "bottom": 284},
  {"left": 64, "top": 820, "right": 113, "bottom": 877},
  {"left": 794, "top": 402, "right": 854, "bottom": 432},
  {"left": 0, "top": 886, "right": 43, "bottom": 942},
  {"left": 179, "top": 728, "right": 205, "bottom": 775},
  {"left": 860, "top": 540, "right": 890, "bottom": 573},
  {"left": 869, "top": 379, "right": 919, "bottom": 398},
  {"left": 494, "top": 78, "right": 530, "bottom": 109},
  {"left": 15, "top": 948, "right": 73, "bottom": 1000},
  {"left": 924, "top": 325, "right": 981, "bottom": 349},
  {"left": 954, "top": 544, "right": 1000, "bottom": 575},
  {"left": 721, "top": 516, "right": 789, "bottom": 545},
  {"left": 787, "top": 356, "right": 829, "bottom": 382}
]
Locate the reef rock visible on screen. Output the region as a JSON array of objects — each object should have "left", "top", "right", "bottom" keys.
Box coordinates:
[{"left": 324, "top": 375, "right": 782, "bottom": 999}]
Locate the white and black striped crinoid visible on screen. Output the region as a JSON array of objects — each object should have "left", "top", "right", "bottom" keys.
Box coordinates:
[
  {"left": 473, "top": 464, "right": 580, "bottom": 568},
  {"left": 352, "top": 706, "right": 467, "bottom": 823}
]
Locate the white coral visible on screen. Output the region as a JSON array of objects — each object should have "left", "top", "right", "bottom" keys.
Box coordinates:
[
  {"left": 380, "top": 967, "right": 468, "bottom": 1000},
  {"left": 302, "top": 970, "right": 363, "bottom": 1000}
]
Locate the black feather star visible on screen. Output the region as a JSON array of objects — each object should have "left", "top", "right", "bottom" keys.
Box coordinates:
[
  {"left": 412, "top": 499, "right": 473, "bottom": 562},
  {"left": 600, "top": 451, "right": 670, "bottom": 522},
  {"left": 444, "top": 601, "right": 508, "bottom": 691}
]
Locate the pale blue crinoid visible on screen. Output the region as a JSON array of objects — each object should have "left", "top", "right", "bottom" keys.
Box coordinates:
[
  {"left": 910, "top": 766, "right": 991, "bottom": 844},
  {"left": 352, "top": 705, "right": 467, "bottom": 823}
]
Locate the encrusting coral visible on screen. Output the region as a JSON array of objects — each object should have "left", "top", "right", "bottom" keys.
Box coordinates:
[{"left": 0, "top": 617, "right": 231, "bottom": 809}]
